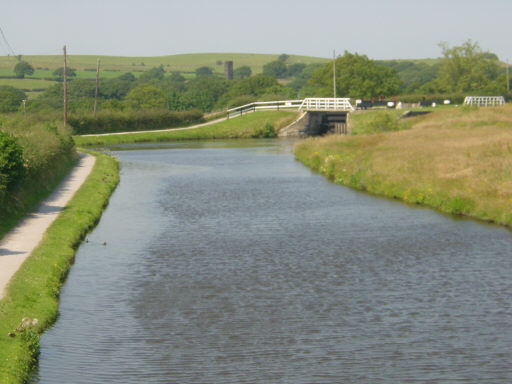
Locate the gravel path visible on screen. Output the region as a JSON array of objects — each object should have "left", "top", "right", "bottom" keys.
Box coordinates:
[{"left": 0, "top": 153, "right": 96, "bottom": 300}]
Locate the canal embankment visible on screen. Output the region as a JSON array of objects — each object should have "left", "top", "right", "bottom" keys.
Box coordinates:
[
  {"left": 295, "top": 105, "right": 512, "bottom": 227},
  {"left": 0, "top": 150, "right": 119, "bottom": 384},
  {"left": 73, "top": 111, "right": 299, "bottom": 147}
]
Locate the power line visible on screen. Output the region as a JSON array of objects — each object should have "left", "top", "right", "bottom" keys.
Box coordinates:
[{"left": 0, "top": 24, "right": 16, "bottom": 56}]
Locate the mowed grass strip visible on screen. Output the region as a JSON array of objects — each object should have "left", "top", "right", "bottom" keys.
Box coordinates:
[
  {"left": 295, "top": 105, "right": 512, "bottom": 226},
  {"left": 0, "top": 151, "right": 119, "bottom": 384},
  {"left": 73, "top": 111, "right": 300, "bottom": 146}
]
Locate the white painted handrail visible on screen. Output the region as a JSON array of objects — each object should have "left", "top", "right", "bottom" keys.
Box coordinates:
[
  {"left": 299, "top": 98, "right": 354, "bottom": 112},
  {"left": 226, "top": 98, "right": 354, "bottom": 118},
  {"left": 463, "top": 96, "right": 505, "bottom": 107}
]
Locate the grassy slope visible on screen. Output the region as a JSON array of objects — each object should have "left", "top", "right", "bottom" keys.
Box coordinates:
[
  {"left": 0, "top": 151, "right": 119, "bottom": 384},
  {"left": 73, "top": 111, "right": 299, "bottom": 146},
  {"left": 295, "top": 105, "right": 512, "bottom": 227},
  {"left": 0, "top": 53, "right": 328, "bottom": 75}
]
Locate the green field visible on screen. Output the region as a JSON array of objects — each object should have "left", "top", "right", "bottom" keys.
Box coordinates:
[
  {"left": 0, "top": 53, "right": 329, "bottom": 75},
  {"left": 0, "top": 78, "right": 54, "bottom": 91},
  {"left": 0, "top": 53, "right": 328, "bottom": 97},
  {"left": 0, "top": 68, "right": 126, "bottom": 79}
]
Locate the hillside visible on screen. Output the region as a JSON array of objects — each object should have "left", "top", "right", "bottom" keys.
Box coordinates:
[{"left": 0, "top": 53, "right": 329, "bottom": 75}]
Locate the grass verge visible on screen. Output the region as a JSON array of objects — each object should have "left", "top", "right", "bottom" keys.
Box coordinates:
[
  {"left": 73, "top": 111, "right": 299, "bottom": 147},
  {"left": 0, "top": 150, "right": 119, "bottom": 384},
  {"left": 295, "top": 105, "right": 512, "bottom": 227}
]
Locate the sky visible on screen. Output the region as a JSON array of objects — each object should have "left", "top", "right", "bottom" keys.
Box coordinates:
[{"left": 1, "top": 0, "right": 511, "bottom": 61}]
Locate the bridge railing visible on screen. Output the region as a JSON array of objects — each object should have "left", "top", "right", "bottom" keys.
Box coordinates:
[
  {"left": 463, "top": 96, "right": 505, "bottom": 107},
  {"left": 226, "top": 100, "right": 303, "bottom": 119},
  {"left": 299, "top": 98, "right": 355, "bottom": 112}
]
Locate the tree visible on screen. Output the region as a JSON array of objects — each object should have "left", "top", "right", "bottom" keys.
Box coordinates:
[
  {"left": 233, "top": 66, "right": 252, "bottom": 80},
  {"left": 124, "top": 84, "right": 167, "bottom": 110},
  {"left": 184, "top": 76, "right": 227, "bottom": 111},
  {"left": 217, "top": 74, "right": 288, "bottom": 107},
  {"left": 100, "top": 78, "right": 136, "bottom": 100},
  {"left": 53, "top": 67, "right": 77, "bottom": 80},
  {"left": 278, "top": 54, "right": 290, "bottom": 63},
  {"left": 118, "top": 72, "right": 136, "bottom": 82},
  {"left": 435, "top": 40, "right": 501, "bottom": 93},
  {"left": 0, "top": 86, "right": 26, "bottom": 112},
  {"left": 262, "top": 60, "right": 287, "bottom": 78},
  {"left": 375, "top": 60, "right": 441, "bottom": 93},
  {"left": 195, "top": 66, "right": 213, "bottom": 77},
  {"left": 286, "top": 63, "right": 306, "bottom": 78},
  {"left": 139, "top": 65, "right": 165, "bottom": 81},
  {"left": 308, "top": 51, "right": 401, "bottom": 98},
  {"left": 13, "top": 61, "right": 34, "bottom": 78}
]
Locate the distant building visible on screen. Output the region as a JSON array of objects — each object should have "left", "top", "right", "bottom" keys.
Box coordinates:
[{"left": 224, "top": 61, "right": 233, "bottom": 80}]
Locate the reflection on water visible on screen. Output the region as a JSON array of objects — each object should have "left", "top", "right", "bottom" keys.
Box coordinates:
[{"left": 34, "top": 140, "right": 512, "bottom": 383}]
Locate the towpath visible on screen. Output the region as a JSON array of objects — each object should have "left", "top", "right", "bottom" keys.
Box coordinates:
[
  {"left": 0, "top": 153, "right": 96, "bottom": 300},
  {"left": 79, "top": 116, "right": 229, "bottom": 137}
]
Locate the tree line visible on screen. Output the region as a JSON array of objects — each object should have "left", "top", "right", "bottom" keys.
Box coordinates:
[{"left": 0, "top": 39, "right": 509, "bottom": 115}]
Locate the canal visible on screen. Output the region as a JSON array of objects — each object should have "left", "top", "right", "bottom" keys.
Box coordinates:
[{"left": 33, "top": 140, "right": 512, "bottom": 383}]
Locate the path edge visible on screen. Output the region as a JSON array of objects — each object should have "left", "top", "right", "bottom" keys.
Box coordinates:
[{"left": 0, "top": 150, "right": 120, "bottom": 384}]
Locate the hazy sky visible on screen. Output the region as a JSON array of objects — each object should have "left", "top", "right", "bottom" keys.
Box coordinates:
[{"left": 1, "top": 0, "right": 511, "bottom": 60}]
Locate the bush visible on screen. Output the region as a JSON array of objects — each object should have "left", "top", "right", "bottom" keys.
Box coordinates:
[
  {"left": 0, "top": 86, "right": 26, "bottom": 113},
  {"left": 0, "top": 131, "right": 25, "bottom": 192},
  {"left": 0, "top": 116, "right": 75, "bottom": 235},
  {"left": 252, "top": 122, "right": 276, "bottom": 138}
]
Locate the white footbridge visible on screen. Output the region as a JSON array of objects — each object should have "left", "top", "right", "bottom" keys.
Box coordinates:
[{"left": 227, "top": 98, "right": 354, "bottom": 118}]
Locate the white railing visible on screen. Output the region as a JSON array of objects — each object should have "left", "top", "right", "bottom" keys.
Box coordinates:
[
  {"left": 463, "top": 96, "right": 505, "bottom": 107},
  {"left": 227, "top": 100, "right": 303, "bottom": 118},
  {"left": 299, "top": 97, "right": 354, "bottom": 111},
  {"left": 226, "top": 98, "right": 355, "bottom": 118}
]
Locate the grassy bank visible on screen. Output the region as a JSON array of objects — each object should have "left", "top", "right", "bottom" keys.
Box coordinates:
[
  {"left": 0, "top": 116, "right": 76, "bottom": 239},
  {"left": 68, "top": 109, "right": 204, "bottom": 135},
  {"left": 350, "top": 109, "right": 414, "bottom": 135},
  {"left": 0, "top": 150, "right": 119, "bottom": 383},
  {"left": 295, "top": 105, "right": 512, "bottom": 226},
  {"left": 74, "top": 111, "right": 299, "bottom": 147}
]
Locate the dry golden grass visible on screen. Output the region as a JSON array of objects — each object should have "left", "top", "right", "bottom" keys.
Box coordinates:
[{"left": 295, "top": 105, "right": 512, "bottom": 226}]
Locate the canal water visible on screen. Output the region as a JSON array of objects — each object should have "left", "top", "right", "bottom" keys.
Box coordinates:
[{"left": 33, "top": 140, "right": 511, "bottom": 383}]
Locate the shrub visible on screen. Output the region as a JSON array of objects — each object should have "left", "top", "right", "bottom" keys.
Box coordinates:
[
  {"left": 0, "top": 131, "right": 25, "bottom": 192},
  {"left": 252, "top": 122, "right": 276, "bottom": 138},
  {"left": 0, "top": 116, "right": 76, "bottom": 235},
  {"left": 0, "top": 86, "right": 26, "bottom": 113},
  {"left": 352, "top": 111, "right": 401, "bottom": 134}
]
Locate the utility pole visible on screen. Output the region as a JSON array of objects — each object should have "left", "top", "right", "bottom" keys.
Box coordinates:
[
  {"left": 63, "top": 45, "right": 67, "bottom": 128},
  {"left": 333, "top": 50, "right": 336, "bottom": 98},
  {"left": 94, "top": 57, "right": 100, "bottom": 117}
]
